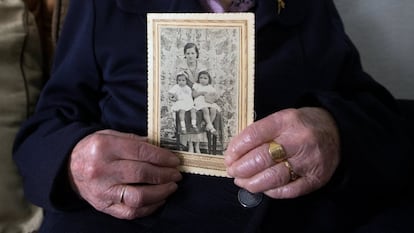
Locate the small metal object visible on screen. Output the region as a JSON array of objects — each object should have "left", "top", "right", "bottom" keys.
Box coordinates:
[
  {"left": 283, "top": 160, "right": 299, "bottom": 181},
  {"left": 268, "top": 141, "right": 287, "bottom": 163},
  {"left": 238, "top": 188, "right": 263, "bottom": 208}
]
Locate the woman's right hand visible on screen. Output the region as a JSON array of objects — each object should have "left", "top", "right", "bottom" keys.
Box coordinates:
[{"left": 68, "top": 129, "right": 182, "bottom": 219}]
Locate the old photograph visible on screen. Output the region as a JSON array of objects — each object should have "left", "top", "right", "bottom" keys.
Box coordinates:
[{"left": 147, "top": 13, "right": 254, "bottom": 176}]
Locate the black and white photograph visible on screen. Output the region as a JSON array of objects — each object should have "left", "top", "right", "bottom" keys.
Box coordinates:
[{"left": 148, "top": 13, "right": 254, "bottom": 176}]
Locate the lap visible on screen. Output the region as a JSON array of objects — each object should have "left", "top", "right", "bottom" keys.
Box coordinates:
[
  {"left": 39, "top": 208, "right": 151, "bottom": 233},
  {"left": 352, "top": 200, "right": 414, "bottom": 233}
]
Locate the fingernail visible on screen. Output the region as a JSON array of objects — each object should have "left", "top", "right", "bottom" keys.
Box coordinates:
[
  {"left": 226, "top": 167, "right": 234, "bottom": 177},
  {"left": 169, "top": 155, "right": 181, "bottom": 165},
  {"left": 168, "top": 182, "right": 178, "bottom": 191},
  {"left": 172, "top": 172, "right": 182, "bottom": 181},
  {"left": 224, "top": 157, "right": 232, "bottom": 166}
]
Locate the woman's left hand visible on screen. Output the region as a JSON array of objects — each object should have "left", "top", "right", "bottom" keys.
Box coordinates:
[{"left": 224, "top": 107, "right": 340, "bottom": 198}]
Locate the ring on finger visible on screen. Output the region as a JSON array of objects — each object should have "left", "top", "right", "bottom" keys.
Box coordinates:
[
  {"left": 268, "top": 141, "right": 287, "bottom": 163},
  {"left": 119, "top": 185, "right": 127, "bottom": 204},
  {"left": 283, "top": 160, "right": 299, "bottom": 181}
]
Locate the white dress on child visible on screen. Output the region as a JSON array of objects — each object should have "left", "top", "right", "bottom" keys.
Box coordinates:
[
  {"left": 193, "top": 83, "right": 221, "bottom": 111},
  {"left": 168, "top": 84, "right": 194, "bottom": 112}
]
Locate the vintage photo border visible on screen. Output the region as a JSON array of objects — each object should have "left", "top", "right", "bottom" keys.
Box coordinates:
[{"left": 147, "top": 13, "right": 254, "bottom": 177}]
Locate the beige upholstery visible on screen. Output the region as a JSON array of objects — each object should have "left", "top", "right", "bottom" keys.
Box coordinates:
[
  {"left": 0, "top": 0, "right": 44, "bottom": 232},
  {"left": 0, "top": 0, "right": 69, "bottom": 231}
]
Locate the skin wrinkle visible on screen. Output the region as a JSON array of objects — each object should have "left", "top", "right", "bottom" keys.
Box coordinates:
[
  {"left": 227, "top": 107, "right": 340, "bottom": 199},
  {"left": 99, "top": 131, "right": 178, "bottom": 167},
  {"left": 264, "top": 166, "right": 287, "bottom": 187},
  {"left": 70, "top": 148, "right": 104, "bottom": 185},
  {"left": 94, "top": 185, "right": 116, "bottom": 211},
  {"left": 306, "top": 109, "right": 340, "bottom": 176},
  {"left": 133, "top": 163, "right": 166, "bottom": 185},
  {"left": 68, "top": 130, "right": 181, "bottom": 219},
  {"left": 302, "top": 109, "right": 339, "bottom": 180},
  {"left": 97, "top": 130, "right": 159, "bottom": 164},
  {"left": 226, "top": 110, "right": 286, "bottom": 166},
  {"left": 254, "top": 147, "right": 270, "bottom": 167},
  {"left": 251, "top": 166, "right": 286, "bottom": 192},
  {"left": 111, "top": 160, "right": 127, "bottom": 183},
  {"left": 130, "top": 188, "right": 145, "bottom": 208}
]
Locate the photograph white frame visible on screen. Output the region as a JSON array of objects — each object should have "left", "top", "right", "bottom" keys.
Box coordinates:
[{"left": 147, "top": 13, "right": 254, "bottom": 177}]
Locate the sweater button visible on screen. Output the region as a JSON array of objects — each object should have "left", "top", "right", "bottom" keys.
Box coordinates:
[{"left": 238, "top": 188, "right": 263, "bottom": 208}]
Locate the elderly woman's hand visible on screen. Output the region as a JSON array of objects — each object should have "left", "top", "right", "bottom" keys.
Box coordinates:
[
  {"left": 68, "top": 130, "right": 182, "bottom": 219},
  {"left": 224, "top": 107, "right": 340, "bottom": 198}
]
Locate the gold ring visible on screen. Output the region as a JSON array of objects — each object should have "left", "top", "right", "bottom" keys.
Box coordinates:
[
  {"left": 268, "top": 141, "right": 287, "bottom": 163},
  {"left": 120, "top": 185, "right": 127, "bottom": 204},
  {"left": 283, "top": 160, "right": 298, "bottom": 181}
]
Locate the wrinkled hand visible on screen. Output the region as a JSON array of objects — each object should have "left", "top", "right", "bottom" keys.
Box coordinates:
[
  {"left": 69, "top": 129, "right": 182, "bottom": 219},
  {"left": 225, "top": 107, "right": 340, "bottom": 198}
]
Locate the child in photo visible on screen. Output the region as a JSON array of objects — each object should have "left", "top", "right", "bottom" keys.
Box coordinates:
[
  {"left": 192, "top": 70, "right": 221, "bottom": 135},
  {"left": 168, "top": 72, "right": 198, "bottom": 135}
]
